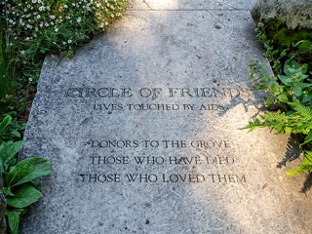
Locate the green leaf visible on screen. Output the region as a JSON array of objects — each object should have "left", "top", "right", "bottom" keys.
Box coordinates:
[
  {"left": 284, "top": 60, "right": 300, "bottom": 76},
  {"left": 5, "top": 209, "right": 24, "bottom": 234},
  {"left": 300, "top": 131, "right": 312, "bottom": 147},
  {"left": 301, "top": 94, "right": 312, "bottom": 103},
  {"left": 287, "top": 163, "right": 312, "bottom": 175},
  {"left": 7, "top": 184, "right": 42, "bottom": 208},
  {"left": 241, "top": 118, "right": 265, "bottom": 132},
  {"left": 5, "top": 158, "right": 51, "bottom": 187},
  {"left": 298, "top": 83, "right": 312, "bottom": 90},
  {"left": 277, "top": 93, "right": 289, "bottom": 102},
  {"left": 0, "top": 141, "right": 23, "bottom": 164},
  {"left": 287, "top": 151, "right": 312, "bottom": 175},
  {"left": 294, "top": 40, "right": 307, "bottom": 47},
  {"left": 278, "top": 75, "right": 292, "bottom": 86},
  {"left": 0, "top": 115, "right": 12, "bottom": 133},
  {"left": 10, "top": 130, "right": 21, "bottom": 138},
  {"left": 4, "top": 187, "right": 14, "bottom": 196},
  {"left": 300, "top": 64, "right": 308, "bottom": 74},
  {"left": 293, "top": 86, "right": 303, "bottom": 96}
]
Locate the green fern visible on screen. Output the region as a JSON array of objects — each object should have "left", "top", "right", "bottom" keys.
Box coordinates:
[
  {"left": 248, "top": 23, "right": 312, "bottom": 177},
  {"left": 244, "top": 101, "right": 312, "bottom": 174},
  {"left": 287, "top": 103, "right": 312, "bottom": 136},
  {"left": 243, "top": 110, "right": 288, "bottom": 133},
  {"left": 301, "top": 131, "right": 312, "bottom": 147},
  {"left": 244, "top": 102, "right": 312, "bottom": 136},
  {"left": 293, "top": 102, "right": 312, "bottom": 119},
  {"left": 287, "top": 151, "right": 312, "bottom": 175},
  {"left": 241, "top": 118, "right": 265, "bottom": 132}
]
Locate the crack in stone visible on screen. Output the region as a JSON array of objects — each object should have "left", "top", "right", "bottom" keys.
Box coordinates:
[{"left": 143, "top": 0, "right": 152, "bottom": 10}]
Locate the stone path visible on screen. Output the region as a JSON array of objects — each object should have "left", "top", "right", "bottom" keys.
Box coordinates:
[{"left": 21, "top": 0, "right": 312, "bottom": 233}]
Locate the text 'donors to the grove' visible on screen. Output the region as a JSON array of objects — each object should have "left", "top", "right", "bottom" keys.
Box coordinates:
[
  {"left": 78, "top": 138, "right": 245, "bottom": 185},
  {"left": 87, "top": 139, "right": 230, "bottom": 149}
]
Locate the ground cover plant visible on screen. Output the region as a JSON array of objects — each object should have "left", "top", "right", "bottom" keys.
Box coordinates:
[
  {"left": 0, "top": 115, "right": 51, "bottom": 234},
  {"left": 1, "top": 0, "right": 127, "bottom": 106},
  {"left": 0, "top": 0, "right": 128, "bottom": 233},
  {"left": 244, "top": 22, "right": 312, "bottom": 178}
]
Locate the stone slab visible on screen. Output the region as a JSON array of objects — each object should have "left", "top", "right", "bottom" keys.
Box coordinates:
[
  {"left": 21, "top": 1, "right": 312, "bottom": 233},
  {"left": 129, "top": 0, "right": 257, "bottom": 10}
]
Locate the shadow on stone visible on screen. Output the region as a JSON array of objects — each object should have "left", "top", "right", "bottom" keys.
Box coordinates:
[
  {"left": 276, "top": 136, "right": 302, "bottom": 169},
  {"left": 218, "top": 89, "right": 266, "bottom": 118},
  {"left": 301, "top": 173, "right": 312, "bottom": 194}
]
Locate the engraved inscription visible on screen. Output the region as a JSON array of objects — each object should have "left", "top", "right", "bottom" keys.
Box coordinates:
[
  {"left": 70, "top": 87, "right": 249, "bottom": 185},
  {"left": 79, "top": 138, "right": 242, "bottom": 184},
  {"left": 65, "top": 87, "right": 251, "bottom": 99},
  {"left": 78, "top": 173, "right": 246, "bottom": 183},
  {"left": 65, "top": 86, "right": 251, "bottom": 113}
]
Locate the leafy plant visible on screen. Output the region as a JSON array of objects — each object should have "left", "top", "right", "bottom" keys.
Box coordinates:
[
  {"left": 250, "top": 60, "right": 312, "bottom": 107},
  {"left": 0, "top": 113, "right": 25, "bottom": 143},
  {"left": 253, "top": 22, "right": 287, "bottom": 75},
  {"left": 246, "top": 58, "right": 312, "bottom": 175},
  {"left": 0, "top": 0, "right": 128, "bottom": 118},
  {"left": 0, "top": 115, "right": 51, "bottom": 234},
  {"left": 254, "top": 22, "right": 312, "bottom": 75},
  {"left": 0, "top": 32, "right": 16, "bottom": 101},
  {"left": 0, "top": 0, "right": 128, "bottom": 85},
  {"left": 287, "top": 151, "right": 312, "bottom": 175},
  {"left": 0, "top": 1, "right": 128, "bottom": 232},
  {"left": 244, "top": 102, "right": 312, "bottom": 142},
  {"left": 246, "top": 22, "right": 312, "bottom": 177},
  {"left": 0, "top": 33, "right": 9, "bottom": 99}
]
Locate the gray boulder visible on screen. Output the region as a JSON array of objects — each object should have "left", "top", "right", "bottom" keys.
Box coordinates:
[{"left": 252, "top": 0, "right": 312, "bottom": 30}]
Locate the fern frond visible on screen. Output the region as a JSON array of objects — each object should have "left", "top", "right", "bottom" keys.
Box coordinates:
[
  {"left": 292, "top": 102, "right": 312, "bottom": 120},
  {"left": 260, "top": 111, "right": 288, "bottom": 133},
  {"left": 287, "top": 151, "right": 312, "bottom": 175},
  {"left": 243, "top": 101, "right": 312, "bottom": 140},
  {"left": 288, "top": 102, "right": 312, "bottom": 134},
  {"left": 301, "top": 131, "right": 312, "bottom": 146},
  {"left": 261, "top": 111, "right": 287, "bottom": 123},
  {"left": 242, "top": 111, "right": 289, "bottom": 133},
  {"left": 241, "top": 118, "right": 265, "bottom": 132}
]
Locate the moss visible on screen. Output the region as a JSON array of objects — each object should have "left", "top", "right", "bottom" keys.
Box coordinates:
[{"left": 262, "top": 19, "right": 312, "bottom": 67}]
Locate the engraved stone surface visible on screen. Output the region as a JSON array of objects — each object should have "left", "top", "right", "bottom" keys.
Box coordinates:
[
  {"left": 129, "top": 0, "right": 256, "bottom": 10},
  {"left": 21, "top": 0, "right": 312, "bottom": 233}
]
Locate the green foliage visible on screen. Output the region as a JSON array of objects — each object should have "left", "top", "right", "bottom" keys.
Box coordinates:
[
  {"left": 243, "top": 102, "right": 312, "bottom": 139},
  {"left": 246, "top": 33, "right": 312, "bottom": 175},
  {"left": 0, "top": 1, "right": 127, "bottom": 232},
  {"left": 0, "top": 0, "right": 128, "bottom": 116},
  {"left": 287, "top": 151, "right": 312, "bottom": 176},
  {"left": 0, "top": 115, "right": 51, "bottom": 234},
  {"left": 0, "top": 32, "right": 16, "bottom": 101},
  {"left": 250, "top": 59, "right": 312, "bottom": 107},
  {"left": 0, "top": 0, "right": 127, "bottom": 84},
  {"left": 254, "top": 23, "right": 287, "bottom": 74},
  {"left": 0, "top": 33, "right": 9, "bottom": 99},
  {"left": 5, "top": 209, "right": 23, "bottom": 234},
  {"left": 0, "top": 112, "right": 25, "bottom": 143},
  {"left": 260, "top": 19, "right": 312, "bottom": 68},
  {"left": 254, "top": 22, "right": 312, "bottom": 75},
  {"left": 0, "top": 115, "right": 11, "bottom": 134}
]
